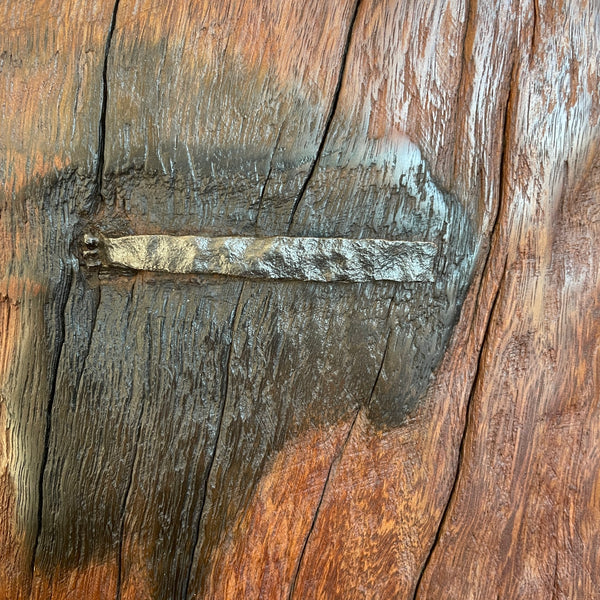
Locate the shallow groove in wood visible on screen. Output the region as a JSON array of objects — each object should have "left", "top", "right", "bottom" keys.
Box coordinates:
[
  {"left": 452, "top": 0, "right": 472, "bottom": 183},
  {"left": 115, "top": 280, "right": 145, "bottom": 600},
  {"left": 70, "top": 285, "right": 101, "bottom": 411}
]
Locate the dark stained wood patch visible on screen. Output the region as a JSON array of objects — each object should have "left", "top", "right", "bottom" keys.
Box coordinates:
[{"left": 0, "top": 0, "right": 598, "bottom": 598}]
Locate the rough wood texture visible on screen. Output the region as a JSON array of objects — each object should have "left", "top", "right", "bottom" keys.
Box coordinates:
[
  {"left": 1, "top": 2, "right": 116, "bottom": 597},
  {"left": 1, "top": 1, "right": 598, "bottom": 599}
]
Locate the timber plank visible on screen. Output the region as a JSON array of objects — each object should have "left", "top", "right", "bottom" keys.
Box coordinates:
[{"left": 0, "top": 0, "right": 597, "bottom": 598}]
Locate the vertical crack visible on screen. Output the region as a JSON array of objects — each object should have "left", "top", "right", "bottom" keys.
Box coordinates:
[
  {"left": 286, "top": 0, "right": 362, "bottom": 232},
  {"left": 30, "top": 263, "right": 74, "bottom": 578},
  {"left": 182, "top": 283, "right": 246, "bottom": 600},
  {"left": 288, "top": 331, "right": 392, "bottom": 599},
  {"left": 94, "top": 0, "right": 121, "bottom": 206},
  {"left": 411, "top": 256, "right": 508, "bottom": 600},
  {"left": 411, "top": 52, "right": 519, "bottom": 598},
  {"left": 530, "top": 0, "right": 539, "bottom": 61},
  {"left": 287, "top": 408, "right": 360, "bottom": 600},
  {"left": 28, "top": 0, "right": 120, "bottom": 576}
]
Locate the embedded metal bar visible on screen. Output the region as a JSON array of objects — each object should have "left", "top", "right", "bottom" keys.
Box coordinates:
[{"left": 82, "top": 233, "right": 437, "bottom": 282}]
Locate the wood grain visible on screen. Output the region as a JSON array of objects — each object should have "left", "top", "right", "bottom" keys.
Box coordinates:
[
  {"left": 417, "top": 2, "right": 600, "bottom": 597},
  {"left": 0, "top": 2, "right": 115, "bottom": 597},
  {"left": 0, "top": 0, "right": 598, "bottom": 598}
]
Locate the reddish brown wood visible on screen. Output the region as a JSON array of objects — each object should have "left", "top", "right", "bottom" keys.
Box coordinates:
[
  {"left": 1, "top": 0, "right": 598, "bottom": 599},
  {"left": 418, "top": 2, "right": 600, "bottom": 590}
]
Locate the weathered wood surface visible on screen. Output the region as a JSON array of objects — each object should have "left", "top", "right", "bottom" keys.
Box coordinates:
[{"left": 0, "top": 0, "right": 598, "bottom": 598}]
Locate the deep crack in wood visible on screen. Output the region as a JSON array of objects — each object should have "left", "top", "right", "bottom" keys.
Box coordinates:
[{"left": 82, "top": 233, "right": 437, "bottom": 282}]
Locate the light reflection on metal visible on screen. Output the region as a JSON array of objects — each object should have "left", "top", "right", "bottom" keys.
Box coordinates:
[{"left": 82, "top": 233, "right": 436, "bottom": 283}]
